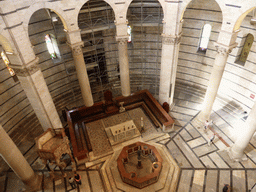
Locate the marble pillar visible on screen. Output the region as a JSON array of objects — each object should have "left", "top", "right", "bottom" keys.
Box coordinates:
[
  {"left": 159, "top": 34, "right": 181, "bottom": 105},
  {"left": 70, "top": 43, "right": 94, "bottom": 107},
  {"left": 196, "top": 43, "right": 235, "bottom": 123},
  {"left": 11, "top": 58, "right": 63, "bottom": 130},
  {"left": 116, "top": 36, "right": 131, "bottom": 97},
  {"left": 0, "top": 124, "right": 41, "bottom": 190},
  {"left": 229, "top": 101, "right": 256, "bottom": 161}
]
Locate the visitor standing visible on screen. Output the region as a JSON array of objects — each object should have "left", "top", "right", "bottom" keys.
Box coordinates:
[
  {"left": 68, "top": 177, "right": 76, "bottom": 189},
  {"left": 208, "top": 133, "right": 216, "bottom": 146},
  {"left": 222, "top": 184, "right": 231, "bottom": 192},
  {"left": 204, "top": 120, "right": 210, "bottom": 130},
  {"left": 74, "top": 173, "right": 82, "bottom": 185}
]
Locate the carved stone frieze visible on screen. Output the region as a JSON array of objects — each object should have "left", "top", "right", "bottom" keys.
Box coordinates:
[
  {"left": 214, "top": 42, "right": 237, "bottom": 56},
  {"left": 116, "top": 37, "right": 128, "bottom": 45},
  {"left": 11, "top": 57, "right": 40, "bottom": 77},
  {"left": 162, "top": 34, "right": 181, "bottom": 45},
  {"left": 72, "top": 45, "right": 83, "bottom": 56},
  {"left": 215, "top": 45, "right": 232, "bottom": 56}
]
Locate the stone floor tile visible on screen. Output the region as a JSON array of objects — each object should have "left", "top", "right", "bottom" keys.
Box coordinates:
[
  {"left": 193, "top": 144, "right": 217, "bottom": 157},
  {"left": 5, "top": 172, "right": 26, "bottom": 192},
  {"left": 166, "top": 140, "right": 192, "bottom": 168},
  {"left": 174, "top": 135, "right": 204, "bottom": 168},
  {"left": 219, "top": 170, "right": 230, "bottom": 192},
  {"left": 88, "top": 170, "right": 104, "bottom": 192},
  {"left": 217, "top": 150, "right": 243, "bottom": 168},
  {"left": 177, "top": 170, "right": 193, "bottom": 192},
  {"left": 179, "top": 129, "right": 193, "bottom": 141},
  {"left": 77, "top": 171, "right": 91, "bottom": 192},
  {"left": 0, "top": 173, "right": 6, "bottom": 192},
  {"left": 205, "top": 170, "right": 217, "bottom": 192},
  {"left": 200, "top": 155, "right": 217, "bottom": 168},
  {"left": 232, "top": 170, "right": 246, "bottom": 192},
  {"left": 247, "top": 170, "right": 256, "bottom": 191},
  {"left": 185, "top": 123, "right": 201, "bottom": 138},
  {"left": 191, "top": 170, "right": 205, "bottom": 192},
  {"left": 187, "top": 137, "right": 207, "bottom": 148},
  {"left": 209, "top": 152, "right": 229, "bottom": 168}
]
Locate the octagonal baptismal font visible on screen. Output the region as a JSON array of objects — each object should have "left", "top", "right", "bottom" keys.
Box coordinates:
[
  {"left": 117, "top": 142, "right": 162, "bottom": 189},
  {"left": 101, "top": 141, "right": 180, "bottom": 192}
]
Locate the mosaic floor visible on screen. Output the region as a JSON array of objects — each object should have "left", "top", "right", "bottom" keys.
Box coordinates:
[
  {"left": 1, "top": 84, "right": 256, "bottom": 192},
  {"left": 86, "top": 120, "right": 113, "bottom": 157}
]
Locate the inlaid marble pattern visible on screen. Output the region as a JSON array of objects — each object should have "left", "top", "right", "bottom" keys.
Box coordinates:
[
  {"left": 3, "top": 85, "right": 256, "bottom": 191},
  {"left": 86, "top": 119, "right": 113, "bottom": 157}
]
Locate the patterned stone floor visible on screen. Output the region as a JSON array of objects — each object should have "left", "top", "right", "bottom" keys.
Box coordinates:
[
  {"left": 86, "top": 119, "right": 113, "bottom": 157},
  {"left": 1, "top": 84, "right": 256, "bottom": 192}
]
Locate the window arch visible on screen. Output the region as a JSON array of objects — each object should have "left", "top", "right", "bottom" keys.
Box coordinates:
[
  {"left": 45, "top": 34, "right": 60, "bottom": 59},
  {"left": 236, "top": 33, "right": 254, "bottom": 66},
  {"left": 127, "top": 25, "right": 132, "bottom": 43},
  {"left": 1, "top": 51, "right": 18, "bottom": 82},
  {"left": 198, "top": 24, "right": 212, "bottom": 52}
]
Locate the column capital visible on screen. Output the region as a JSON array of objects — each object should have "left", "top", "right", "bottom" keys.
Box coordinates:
[
  {"left": 67, "top": 41, "right": 84, "bottom": 56},
  {"left": 10, "top": 57, "right": 40, "bottom": 77},
  {"left": 65, "top": 28, "right": 81, "bottom": 35},
  {"left": 114, "top": 20, "right": 128, "bottom": 26},
  {"left": 161, "top": 33, "right": 182, "bottom": 45},
  {"left": 65, "top": 28, "right": 83, "bottom": 45},
  {"left": 116, "top": 36, "right": 129, "bottom": 45},
  {"left": 214, "top": 42, "right": 237, "bottom": 56}
]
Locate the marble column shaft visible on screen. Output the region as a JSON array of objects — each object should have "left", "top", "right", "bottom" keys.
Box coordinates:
[
  {"left": 197, "top": 44, "right": 233, "bottom": 122},
  {"left": 0, "top": 124, "right": 41, "bottom": 190},
  {"left": 159, "top": 34, "right": 180, "bottom": 105},
  {"left": 230, "top": 101, "right": 256, "bottom": 160},
  {"left": 71, "top": 44, "right": 94, "bottom": 107},
  {"left": 12, "top": 58, "right": 63, "bottom": 130},
  {"left": 116, "top": 37, "right": 131, "bottom": 97}
]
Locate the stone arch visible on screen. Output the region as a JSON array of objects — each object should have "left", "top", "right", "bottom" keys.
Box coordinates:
[
  {"left": 0, "top": 34, "right": 14, "bottom": 53},
  {"left": 22, "top": 2, "right": 70, "bottom": 34},
  {"left": 234, "top": 7, "right": 256, "bottom": 31},
  {"left": 125, "top": 0, "right": 166, "bottom": 22},
  {"left": 179, "top": 0, "right": 223, "bottom": 22},
  {"left": 74, "top": 0, "right": 116, "bottom": 27}
]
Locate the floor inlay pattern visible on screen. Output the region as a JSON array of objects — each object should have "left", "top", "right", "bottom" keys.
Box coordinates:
[{"left": 2, "top": 85, "right": 256, "bottom": 192}]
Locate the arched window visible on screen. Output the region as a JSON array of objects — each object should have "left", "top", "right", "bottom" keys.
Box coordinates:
[
  {"left": 235, "top": 33, "right": 254, "bottom": 66},
  {"left": 1, "top": 51, "right": 18, "bottom": 82},
  {"left": 45, "top": 34, "right": 59, "bottom": 59},
  {"left": 198, "top": 24, "right": 212, "bottom": 52},
  {"left": 127, "top": 26, "right": 132, "bottom": 43}
]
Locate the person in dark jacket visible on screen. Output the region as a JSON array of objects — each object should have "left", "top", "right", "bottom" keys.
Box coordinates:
[
  {"left": 223, "top": 184, "right": 230, "bottom": 192},
  {"left": 74, "top": 173, "right": 82, "bottom": 185}
]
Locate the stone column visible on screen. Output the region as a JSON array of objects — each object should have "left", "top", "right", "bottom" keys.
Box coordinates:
[
  {"left": 116, "top": 36, "right": 131, "bottom": 96},
  {"left": 11, "top": 58, "right": 63, "bottom": 130},
  {"left": 0, "top": 124, "right": 41, "bottom": 190},
  {"left": 196, "top": 43, "right": 236, "bottom": 123},
  {"left": 70, "top": 42, "right": 94, "bottom": 107},
  {"left": 159, "top": 34, "right": 181, "bottom": 105},
  {"left": 229, "top": 101, "right": 256, "bottom": 161}
]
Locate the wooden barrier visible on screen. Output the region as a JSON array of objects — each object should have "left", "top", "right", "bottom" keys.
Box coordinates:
[{"left": 66, "top": 90, "right": 174, "bottom": 161}]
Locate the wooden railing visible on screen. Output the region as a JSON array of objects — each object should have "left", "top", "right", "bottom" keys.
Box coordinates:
[{"left": 66, "top": 90, "right": 174, "bottom": 161}]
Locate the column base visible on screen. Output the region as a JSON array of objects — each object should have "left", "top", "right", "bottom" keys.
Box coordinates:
[
  {"left": 196, "top": 112, "right": 207, "bottom": 123},
  {"left": 23, "top": 173, "right": 43, "bottom": 192},
  {"left": 193, "top": 113, "right": 205, "bottom": 129},
  {"left": 169, "top": 102, "right": 175, "bottom": 111},
  {"left": 122, "top": 93, "right": 131, "bottom": 97},
  {"left": 227, "top": 146, "right": 247, "bottom": 162}
]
